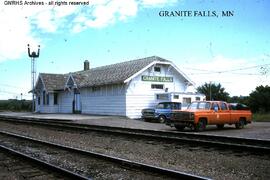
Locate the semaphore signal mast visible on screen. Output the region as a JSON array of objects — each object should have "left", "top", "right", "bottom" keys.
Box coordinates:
[{"left": 27, "top": 44, "right": 40, "bottom": 112}]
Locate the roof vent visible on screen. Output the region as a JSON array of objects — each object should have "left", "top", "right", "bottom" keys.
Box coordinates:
[{"left": 84, "top": 60, "right": 90, "bottom": 71}]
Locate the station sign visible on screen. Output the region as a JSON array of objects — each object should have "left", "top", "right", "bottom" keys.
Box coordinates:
[{"left": 141, "top": 75, "right": 173, "bottom": 82}]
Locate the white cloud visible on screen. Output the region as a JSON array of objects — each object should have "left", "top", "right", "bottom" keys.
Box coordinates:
[
  {"left": 0, "top": 0, "right": 177, "bottom": 62},
  {"left": 181, "top": 55, "right": 270, "bottom": 96},
  {"left": 0, "top": 6, "right": 35, "bottom": 61},
  {"left": 141, "top": 0, "right": 178, "bottom": 7},
  {"left": 80, "top": 0, "right": 138, "bottom": 29}
]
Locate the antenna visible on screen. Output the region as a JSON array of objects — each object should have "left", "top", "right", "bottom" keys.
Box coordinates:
[{"left": 27, "top": 44, "right": 40, "bottom": 112}]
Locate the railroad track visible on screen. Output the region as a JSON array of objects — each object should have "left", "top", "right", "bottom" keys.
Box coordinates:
[
  {"left": 0, "top": 130, "right": 210, "bottom": 180},
  {"left": 0, "top": 144, "right": 88, "bottom": 180},
  {"left": 1, "top": 115, "right": 270, "bottom": 154}
]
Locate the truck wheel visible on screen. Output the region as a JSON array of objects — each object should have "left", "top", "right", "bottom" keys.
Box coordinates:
[
  {"left": 158, "top": 115, "right": 166, "bottom": 123},
  {"left": 144, "top": 118, "right": 150, "bottom": 122},
  {"left": 235, "top": 119, "right": 245, "bottom": 129},
  {"left": 216, "top": 124, "right": 224, "bottom": 129},
  {"left": 174, "top": 125, "right": 185, "bottom": 131},
  {"left": 195, "top": 120, "right": 206, "bottom": 132}
]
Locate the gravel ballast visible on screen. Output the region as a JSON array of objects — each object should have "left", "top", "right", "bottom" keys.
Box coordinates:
[{"left": 0, "top": 121, "right": 269, "bottom": 180}]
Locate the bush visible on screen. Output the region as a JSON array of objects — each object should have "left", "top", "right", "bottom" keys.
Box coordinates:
[
  {"left": 0, "top": 99, "right": 32, "bottom": 111},
  {"left": 252, "top": 113, "right": 270, "bottom": 122},
  {"left": 248, "top": 85, "right": 270, "bottom": 113}
]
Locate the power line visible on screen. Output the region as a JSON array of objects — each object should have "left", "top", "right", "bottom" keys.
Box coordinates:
[
  {"left": 184, "top": 63, "right": 270, "bottom": 75},
  {"left": 0, "top": 83, "right": 28, "bottom": 89},
  {"left": 187, "top": 72, "right": 262, "bottom": 76},
  {"left": 0, "top": 90, "right": 31, "bottom": 97},
  {"left": 218, "top": 64, "right": 270, "bottom": 73}
]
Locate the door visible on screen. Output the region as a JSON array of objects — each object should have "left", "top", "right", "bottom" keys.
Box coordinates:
[
  {"left": 73, "top": 89, "right": 81, "bottom": 113},
  {"left": 209, "top": 102, "right": 220, "bottom": 124},
  {"left": 219, "top": 102, "right": 231, "bottom": 123}
]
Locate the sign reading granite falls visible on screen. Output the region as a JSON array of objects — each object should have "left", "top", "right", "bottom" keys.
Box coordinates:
[{"left": 141, "top": 76, "right": 173, "bottom": 82}]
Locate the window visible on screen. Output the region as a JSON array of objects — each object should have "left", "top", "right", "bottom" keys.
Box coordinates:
[
  {"left": 183, "top": 97, "right": 191, "bottom": 104},
  {"left": 174, "top": 95, "right": 179, "bottom": 99},
  {"left": 151, "top": 84, "right": 164, "bottom": 89},
  {"left": 211, "top": 103, "right": 220, "bottom": 110},
  {"left": 196, "top": 97, "right": 200, "bottom": 101},
  {"left": 188, "top": 102, "right": 211, "bottom": 110},
  {"left": 38, "top": 96, "right": 40, "bottom": 105},
  {"left": 54, "top": 93, "right": 58, "bottom": 105},
  {"left": 221, "top": 102, "right": 228, "bottom": 110},
  {"left": 156, "top": 103, "right": 171, "bottom": 109},
  {"left": 46, "top": 93, "right": 49, "bottom": 105},
  {"left": 172, "top": 103, "right": 181, "bottom": 109},
  {"left": 156, "top": 94, "right": 169, "bottom": 100},
  {"left": 154, "top": 66, "right": 161, "bottom": 72},
  {"left": 43, "top": 91, "right": 46, "bottom": 105}
]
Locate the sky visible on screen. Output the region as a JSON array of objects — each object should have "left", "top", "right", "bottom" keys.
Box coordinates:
[{"left": 0, "top": 0, "right": 269, "bottom": 100}]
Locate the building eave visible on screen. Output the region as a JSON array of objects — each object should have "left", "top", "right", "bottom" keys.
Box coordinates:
[
  {"left": 124, "top": 60, "right": 194, "bottom": 86},
  {"left": 32, "top": 74, "right": 47, "bottom": 93},
  {"left": 65, "top": 73, "right": 78, "bottom": 89}
]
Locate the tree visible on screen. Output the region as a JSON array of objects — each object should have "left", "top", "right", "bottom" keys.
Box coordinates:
[
  {"left": 228, "top": 96, "right": 249, "bottom": 105},
  {"left": 248, "top": 85, "right": 270, "bottom": 113},
  {"left": 197, "top": 82, "right": 230, "bottom": 101}
]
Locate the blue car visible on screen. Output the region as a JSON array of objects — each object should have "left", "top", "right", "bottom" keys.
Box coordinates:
[{"left": 141, "top": 102, "right": 181, "bottom": 123}]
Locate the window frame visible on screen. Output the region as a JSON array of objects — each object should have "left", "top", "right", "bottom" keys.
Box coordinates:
[
  {"left": 43, "top": 91, "right": 46, "bottom": 105},
  {"left": 221, "top": 102, "right": 228, "bottom": 110},
  {"left": 46, "top": 93, "right": 49, "bottom": 105},
  {"left": 154, "top": 66, "right": 161, "bottom": 73},
  {"left": 151, "top": 84, "right": 164, "bottom": 90},
  {"left": 53, "top": 93, "right": 58, "bottom": 105}
]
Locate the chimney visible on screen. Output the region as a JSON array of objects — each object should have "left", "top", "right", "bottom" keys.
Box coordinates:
[{"left": 84, "top": 60, "right": 89, "bottom": 70}]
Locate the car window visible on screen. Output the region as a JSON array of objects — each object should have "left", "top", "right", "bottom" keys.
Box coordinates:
[
  {"left": 171, "top": 103, "right": 180, "bottom": 109},
  {"left": 164, "top": 103, "right": 171, "bottom": 109},
  {"left": 188, "top": 102, "right": 198, "bottom": 109},
  {"left": 175, "top": 103, "right": 181, "bottom": 109},
  {"left": 205, "top": 102, "right": 211, "bottom": 109},
  {"left": 221, "top": 102, "right": 228, "bottom": 110},
  {"left": 198, "top": 102, "right": 211, "bottom": 109},
  {"left": 188, "top": 102, "right": 210, "bottom": 110},
  {"left": 156, "top": 103, "right": 171, "bottom": 109},
  {"left": 156, "top": 103, "right": 164, "bottom": 109},
  {"left": 211, "top": 103, "right": 220, "bottom": 110}
]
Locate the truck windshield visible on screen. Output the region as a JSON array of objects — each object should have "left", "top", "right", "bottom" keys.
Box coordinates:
[
  {"left": 156, "top": 103, "right": 171, "bottom": 109},
  {"left": 188, "top": 102, "right": 211, "bottom": 110}
]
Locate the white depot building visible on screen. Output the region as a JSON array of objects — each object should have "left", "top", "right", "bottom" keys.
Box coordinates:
[{"left": 34, "top": 56, "right": 205, "bottom": 118}]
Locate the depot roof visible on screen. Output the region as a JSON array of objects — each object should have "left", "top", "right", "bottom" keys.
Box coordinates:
[{"left": 34, "top": 56, "right": 193, "bottom": 92}]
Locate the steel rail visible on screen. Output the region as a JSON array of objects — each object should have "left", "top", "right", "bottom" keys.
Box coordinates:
[
  {"left": 0, "top": 144, "right": 90, "bottom": 180},
  {"left": 0, "top": 130, "right": 210, "bottom": 180},
  {"left": 1, "top": 115, "right": 270, "bottom": 154}
]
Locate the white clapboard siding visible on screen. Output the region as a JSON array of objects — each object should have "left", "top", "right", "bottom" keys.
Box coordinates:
[
  {"left": 81, "top": 95, "right": 126, "bottom": 116},
  {"left": 80, "top": 85, "right": 126, "bottom": 116},
  {"left": 37, "top": 93, "right": 59, "bottom": 113},
  {"left": 59, "top": 91, "right": 73, "bottom": 113},
  {"left": 125, "top": 94, "right": 157, "bottom": 119},
  {"left": 35, "top": 98, "right": 40, "bottom": 112},
  {"left": 125, "top": 64, "right": 188, "bottom": 118}
]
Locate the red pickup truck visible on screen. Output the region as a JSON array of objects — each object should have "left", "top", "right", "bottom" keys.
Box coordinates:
[{"left": 166, "top": 101, "right": 252, "bottom": 131}]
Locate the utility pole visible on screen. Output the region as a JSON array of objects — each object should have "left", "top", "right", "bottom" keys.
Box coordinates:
[
  {"left": 27, "top": 44, "right": 40, "bottom": 112},
  {"left": 209, "top": 81, "right": 212, "bottom": 101}
]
